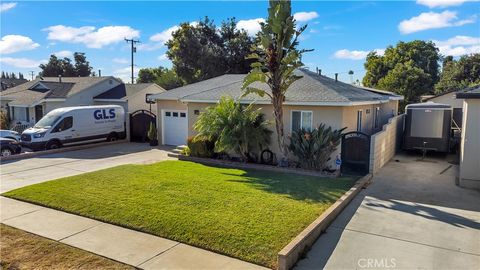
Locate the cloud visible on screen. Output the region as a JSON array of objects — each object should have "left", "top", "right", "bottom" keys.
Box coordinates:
[
  {"left": 150, "top": 25, "right": 180, "bottom": 43},
  {"left": 236, "top": 18, "right": 265, "bottom": 36},
  {"left": 333, "top": 49, "right": 385, "bottom": 60},
  {"left": 398, "top": 11, "right": 476, "bottom": 34},
  {"left": 293, "top": 11, "right": 319, "bottom": 22},
  {"left": 0, "top": 57, "right": 47, "bottom": 68},
  {"left": 113, "top": 66, "right": 140, "bottom": 83},
  {"left": 158, "top": 54, "right": 169, "bottom": 61},
  {"left": 0, "top": 35, "right": 40, "bottom": 54},
  {"left": 44, "top": 25, "right": 140, "bottom": 48},
  {"left": 53, "top": 50, "right": 72, "bottom": 58},
  {"left": 113, "top": 58, "right": 129, "bottom": 64},
  {"left": 416, "top": 0, "right": 476, "bottom": 8},
  {"left": 433, "top": 35, "right": 480, "bottom": 56},
  {"left": 0, "top": 2, "right": 16, "bottom": 12}
]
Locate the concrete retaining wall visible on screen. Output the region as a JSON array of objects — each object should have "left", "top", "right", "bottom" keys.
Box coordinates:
[{"left": 369, "top": 114, "right": 405, "bottom": 174}]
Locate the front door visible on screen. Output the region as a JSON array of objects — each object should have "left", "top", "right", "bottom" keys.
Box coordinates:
[{"left": 35, "top": 105, "right": 43, "bottom": 123}]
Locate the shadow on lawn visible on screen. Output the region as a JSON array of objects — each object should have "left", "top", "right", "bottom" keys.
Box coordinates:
[{"left": 222, "top": 170, "right": 356, "bottom": 203}]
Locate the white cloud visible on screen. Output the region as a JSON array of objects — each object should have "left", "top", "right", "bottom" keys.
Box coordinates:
[
  {"left": 398, "top": 11, "right": 476, "bottom": 34},
  {"left": 293, "top": 11, "right": 319, "bottom": 22},
  {"left": 0, "top": 35, "right": 40, "bottom": 54},
  {"left": 44, "top": 25, "right": 140, "bottom": 48},
  {"left": 0, "top": 57, "right": 47, "bottom": 68},
  {"left": 333, "top": 49, "right": 385, "bottom": 60},
  {"left": 113, "top": 58, "right": 129, "bottom": 64},
  {"left": 150, "top": 25, "right": 180, "bottom": 43},
  {"left": 0, "top": 2, "right": 16, "bottom": 12},
  {"left": 416, "top": 0, "right": 476, "bottom": 8},
  {"left": 158, "top": 54, "right": 169, "bottom": 61},
  {"left": 53, "top": 50, "right": 72, "bottom": 58},
  {"left": 236, "top": 18, "right": 265, "bottom": 36},
  {"left": 433, "top": 35, "right": 480, "bottom": 56},
  {"left": 113, "top": 66, "right": 140, "bottom": 83}
]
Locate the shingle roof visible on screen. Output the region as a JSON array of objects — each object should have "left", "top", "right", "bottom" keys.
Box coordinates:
[
  {"left": 94, "top": 83, "right": 163, "bottom": 100},
  {"left": 456, "top": 85, "right": 480, "bottom": 99},
  {"left": 151, "top": 69, "right": 402, "bottom": 105}
]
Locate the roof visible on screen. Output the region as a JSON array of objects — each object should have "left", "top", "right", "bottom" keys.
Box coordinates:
[
  {"left": 151, "top": 69, "right": 403, "bottom": 106},
  {"left": 94, "top": 83, "right": 163, "bottom": 100},
  {"left": 0, "top": 76, "right": 118, "bottom": 106},
  {"left": 406, "top": 102, "right": 452, "bottom": 109},
  {"left": 424, "top": 89, "right": 458, "bottom": 102},
  {"left": 456, "top": 85, "right": 480, "bottom": 99}
]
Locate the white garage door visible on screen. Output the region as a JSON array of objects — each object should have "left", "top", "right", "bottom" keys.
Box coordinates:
[{"left": 163, "top": 110, "right": 187, "bottom": 146}]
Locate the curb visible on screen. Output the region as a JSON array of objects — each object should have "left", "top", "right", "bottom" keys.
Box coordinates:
[
  {"left": 0, "top": 140, "right": 127, "bottom": 162},
  {"left": 169, "top": 154, "right": 337, "bottom": 178},
  {"left": 277, "top": 173, "right": 373, "bottom": 270}
]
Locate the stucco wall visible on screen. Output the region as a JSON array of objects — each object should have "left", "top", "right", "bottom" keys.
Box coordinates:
[
  {"left": 126, "top": 84, "right": 164, "bottom": 115},
  {"left": 459, "top": 98, "right": 480, "bottom": 189},
  {"left": 369, "top": 114, "right": 405, "bottom": 174}
]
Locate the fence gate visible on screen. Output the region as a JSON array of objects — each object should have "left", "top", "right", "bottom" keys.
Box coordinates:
[
  {"left": 341, "top": 131, "right": 371, "bottom": 175},
  {"left": 130, "top": 110, "right": 156, "bottom": 142}
]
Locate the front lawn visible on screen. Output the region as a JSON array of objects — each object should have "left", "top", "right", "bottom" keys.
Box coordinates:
[{"left": 4, "top": 161, "right": 355, "bottom": 268}]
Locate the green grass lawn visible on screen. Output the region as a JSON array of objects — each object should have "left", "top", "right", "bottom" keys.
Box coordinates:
[{"left": 4, "top": 161, "right": 355, "bottom": 268}]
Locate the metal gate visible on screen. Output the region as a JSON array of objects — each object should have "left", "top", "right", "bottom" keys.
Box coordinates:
[
  {"left": 341, "top": 131, "right": 370, "bottom": 175},
  {"left": 130, "top": 110, "right": 156, "bottom": 142}
]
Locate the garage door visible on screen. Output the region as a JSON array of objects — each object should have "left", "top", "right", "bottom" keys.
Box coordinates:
[{"left": 163, "top": 110, "right": 187, "bottom": 146}]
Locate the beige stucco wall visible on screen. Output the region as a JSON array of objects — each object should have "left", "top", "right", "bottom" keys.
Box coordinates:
[
  {"left": 429, "top": 93, "right": 463, "bottom": 109},
  {"left": 459, "top": 98, "right": 480, "bottom": 189},
  {"left": 369, "top": 114, "right": 405, "bottom": 174},
  {"left": 126, "top": 84, "right": 164, "bottom": 115}
]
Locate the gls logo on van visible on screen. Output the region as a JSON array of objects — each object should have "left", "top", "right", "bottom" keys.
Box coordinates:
[{"left": 94, "top": 109, "right": 116, "bottom": 120}]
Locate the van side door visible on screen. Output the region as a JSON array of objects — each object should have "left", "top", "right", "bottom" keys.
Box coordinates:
[{"left": 51, "top": 116, "right": 78, "bottom": 143}]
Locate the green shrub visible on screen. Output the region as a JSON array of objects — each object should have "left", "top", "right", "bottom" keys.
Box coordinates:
[
  {"left": 0, "top": 110, "right": 9, "bottom": 130},
  {"left": 186, "top": 136, "right": 215, "bottom": 158},
  {"left": 289, "top": 124, "right": 346, "bottom": 170},
  {"left": 147, "top": 122, "right": 157, "bottom": 141}
]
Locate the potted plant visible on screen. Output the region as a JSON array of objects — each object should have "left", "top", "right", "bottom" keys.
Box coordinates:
[{"left": 147, "top": 122, "right": 158, "bottom": 146}]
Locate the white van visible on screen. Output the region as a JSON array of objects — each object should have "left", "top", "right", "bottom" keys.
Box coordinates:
[{"left": 21, "top": 105, "right": 125, "bottom": 151}]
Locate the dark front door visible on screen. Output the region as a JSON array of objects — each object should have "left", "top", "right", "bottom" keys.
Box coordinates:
[
  {"left": 341, "top": 131, "right": 371, "bottom": 175},
  {"left": 35, "top": 105, "right": 43, "bottom": 122},
  {"left": 130, "top": 110, "right": 156, "bottom": 142}
]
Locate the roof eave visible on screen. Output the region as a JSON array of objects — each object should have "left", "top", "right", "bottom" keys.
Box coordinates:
[{"left": 179, "top": 98, "right": 390, "bottom": 106}]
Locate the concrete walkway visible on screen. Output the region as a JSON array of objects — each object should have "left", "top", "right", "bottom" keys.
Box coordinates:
[
  {"left": 1, "top": 196, "right": 266, "bottom": 270},
  {"left": 296, "top": 153, "right": 480, "bottom": 270}
]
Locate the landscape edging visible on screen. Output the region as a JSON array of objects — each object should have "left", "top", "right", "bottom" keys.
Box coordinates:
[
  {"left": 277, "top": 173, "right": 373, "bottom": 270},
  {"left": 0, "top": 140, "right": 127, "bottom": 162}
]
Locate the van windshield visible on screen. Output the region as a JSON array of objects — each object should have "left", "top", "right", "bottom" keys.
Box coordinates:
[{"left": 34, "top": 113, "right": 62, "bottom": 128}]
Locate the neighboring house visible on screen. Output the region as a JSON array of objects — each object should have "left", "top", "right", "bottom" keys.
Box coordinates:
[
  {"left": 1, "top": 78, "right": 28, "bottom": 91},
  {"left": 456, "top": 86, "right": 480, "bottom": 190},
  {"left": 151, "top": 69, "right": 403, "bottom": 166},
  {"left": 424, "top": 90, "right": 464, "bottom": 128},
  {"left": 0, "top": 77, "right": 165, "bottom": 132}
]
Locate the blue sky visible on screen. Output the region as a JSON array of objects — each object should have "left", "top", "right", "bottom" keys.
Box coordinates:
[{"left": 1, "top": 0, "right": 479, "bottom": 83}]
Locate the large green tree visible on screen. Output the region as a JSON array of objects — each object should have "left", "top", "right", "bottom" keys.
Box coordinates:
[
  {"left": 39, "top": 52, "right": 93, "bottom": 77},
  {"left": 166, "top": 17, "right": 254, "bottom": 84},
  {"left": 435, "top": 53, "right": 480, "bottom": 94},
  {"left": 137, "top": 67, "right": 183, "bottom": 90},
  {"left": 363, "top": 40, "right": 440, "bottom": 104},
  {"left": 241, "top": 0, "right": 310, "bottom": 162}
]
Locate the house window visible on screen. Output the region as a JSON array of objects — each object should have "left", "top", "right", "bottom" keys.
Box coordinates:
[
  {"left": 165, "top": 112, "right": 171, "bottom": 117},
  {"left": 13, "top": 106, "right": 27, "bottom": 122},
  {"left": 180, "top": 112, "right": 186, "bottom": 117},
  {"left": 357, "top": 110, "right": 363, "bottom": 132},
  {"left": 374, "top": 107, "right": 380, "bottom": 129},
  {"left": 291, "top": 111, "right": 313, "bottom": 132},
  {"left": 173, "top": 112, "right": 178, "bottom": 117}
]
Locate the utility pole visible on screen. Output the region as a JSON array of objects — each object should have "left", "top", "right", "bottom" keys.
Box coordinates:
[
  {"left": 29, "top": 71, "right": 35, "bottom": 81},
  {"left": 124, "top": 38, "right": 140, "bottom": 84}
]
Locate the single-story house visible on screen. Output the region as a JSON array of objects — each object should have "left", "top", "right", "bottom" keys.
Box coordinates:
[
  {"left": 456, "top": 85, "right": 480, "bottom": 190},
  {"left": 0, "top": 77, "right": 165, "bottom": 129},
  {"left": 424, "top": 90, "right": 463, "bottom": 128},
  {"left": 151, "top": 69, "right": 403, "bottom": 167}
]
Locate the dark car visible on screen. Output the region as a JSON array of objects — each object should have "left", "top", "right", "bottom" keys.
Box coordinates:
[{"left": 0, "top": 138, "right": 22, "bottom": 157}]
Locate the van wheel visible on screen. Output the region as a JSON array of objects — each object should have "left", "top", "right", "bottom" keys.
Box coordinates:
[
  {"left": 46, "top": 140, "right": 61, "bottom": 150},
  {"left": 107, "top": 133, "right": 118, "bottom": 142}
]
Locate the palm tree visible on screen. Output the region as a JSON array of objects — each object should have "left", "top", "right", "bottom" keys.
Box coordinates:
[{"left": 241, "top": 0, "right": 311, "bottom": 163}]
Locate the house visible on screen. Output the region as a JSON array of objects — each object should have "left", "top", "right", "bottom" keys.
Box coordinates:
[
  {"left": 1, "top": 78, "right": 28, "bottom": 91},
  {"left": 0, "top": 76, "right": 165, "bottom": 134},
  {"left": 456, "top": 85, "right": 480, "bottom": 190},
  {"left": 424, "top": 90, "right": 464, "bottom": 128},
  {"left": 151, "top": 69, "right": 403, "bottom": 166}
]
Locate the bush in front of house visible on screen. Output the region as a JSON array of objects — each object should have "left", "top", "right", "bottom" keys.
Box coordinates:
[
  {"left": 0, "top": 110, "right": 9, "bottom": 130},
  {"left": 185, "top": 136, "right": 215, "bottom": 158},
  {"left": 289, "top": 124, "right": 346, "bottom": 170},
  {"left": 193, "top": 96, "right": 272, "bottom": 162}
]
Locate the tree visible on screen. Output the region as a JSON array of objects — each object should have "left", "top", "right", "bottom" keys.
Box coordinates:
[
  {"left": 73, "top": 52, "right": 93, "bottom": 76},
  {"left": 363, "top": 40, "right": 440, "bottom": 104},
  {"left": 435, "top": 54, "right": 480, "bottom": 93},
  {"left": 39, "top": 52, "right": 93, "bottom": 77},
  {"left": 137, "top": 67, "right": 183, "bottom": 90},
  {"left": 166, "top": 17, "right": 254, "bottom": 84},
  {"left": 1, "top": 72, "right": 5, "bottom": 79},
  {"left": 241, "top": 0, "right": 310, "bottom": 162}
]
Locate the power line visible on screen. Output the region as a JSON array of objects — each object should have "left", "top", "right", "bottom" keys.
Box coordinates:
[
  {"left": 29, "top": 71, "right": 35, "bottom": 81},
  {"left": 125, "top": 38, "right": 140, "bottom": 84}
]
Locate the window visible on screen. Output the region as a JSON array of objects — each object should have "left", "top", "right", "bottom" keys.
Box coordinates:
[
  {"left": 165, "top": 112, "right": 171, "bottom": 117},
  {"left": 173, "top": 112, "right": 178, "bottom": 117},
  {"left": 52, "top": 116, "right": 73, "bottom": 133},
  {"left": 180, "top": 112, "right": 186, "bottom": 117},
  {"left": 374, "top": 107, "right": 380, "bottom": 129},
  {"left": 291, "top": 111, "right": 313, "bottom": 132},
  {"left": 357, "top": 110, "right": 363, "bottom": 132}
]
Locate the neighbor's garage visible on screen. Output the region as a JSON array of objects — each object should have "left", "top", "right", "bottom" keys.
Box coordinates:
[{"left": 162, "top": 110, "right": 187, "bottom": 146}]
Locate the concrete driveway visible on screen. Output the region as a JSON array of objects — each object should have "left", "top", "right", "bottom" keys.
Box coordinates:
[
  {"left": 296, "top": 153, "right": 480, "bottom": 270},
  {"left": 0, "top": 142, "right": 175, "bottom": 193}
]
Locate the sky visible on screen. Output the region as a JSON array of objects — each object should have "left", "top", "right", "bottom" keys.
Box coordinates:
[{"left": 1, "top": 0, "right": 479, "bottom": 83}]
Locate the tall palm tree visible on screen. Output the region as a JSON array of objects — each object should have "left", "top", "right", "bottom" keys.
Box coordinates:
[{"left": 242, "top": 0, "right": 311, "bottom": 163}]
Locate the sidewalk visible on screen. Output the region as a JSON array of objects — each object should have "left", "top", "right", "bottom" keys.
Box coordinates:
[{"left": 0, "top": 196, "right": 267, "bottom": 270}]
